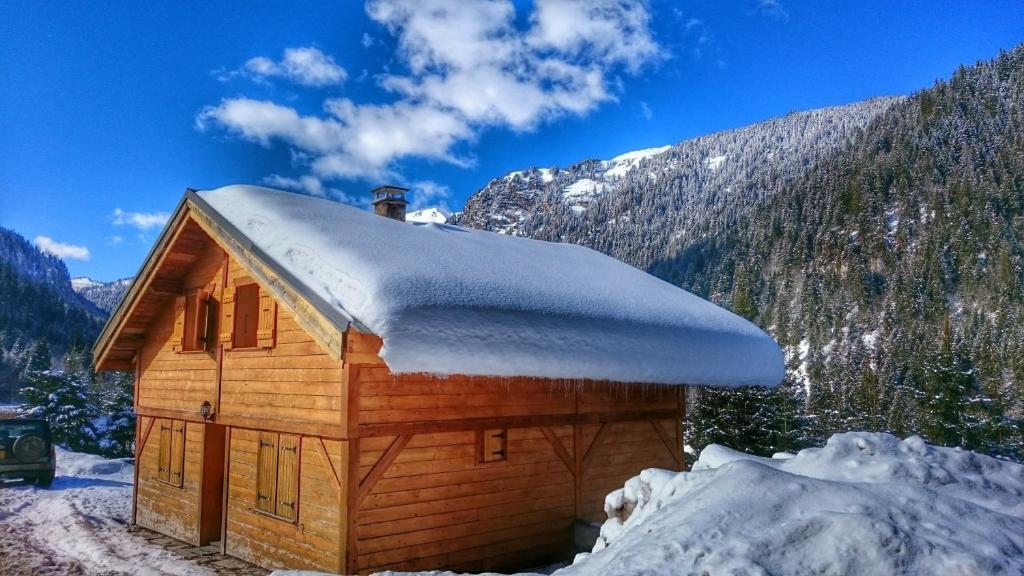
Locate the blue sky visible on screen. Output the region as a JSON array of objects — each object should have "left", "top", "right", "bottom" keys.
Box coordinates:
[{"left": 2, "top": 0, "right": 1023, "bottom": 281}]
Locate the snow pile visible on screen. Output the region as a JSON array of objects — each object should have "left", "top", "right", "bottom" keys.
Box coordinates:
[
  {"left": 0, "top": 447, "right": 209, "bottom": 575},
  {"left": 407, "top": 207, "right": 451, "bottom": 224},
  {"left": 571, "top": 432, "right": 1024, "bottom": 576},
  {"left": 197, "top": 185, "right": 784, "bottom": 387}
]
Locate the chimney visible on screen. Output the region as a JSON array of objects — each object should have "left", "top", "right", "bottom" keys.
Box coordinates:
[{"left": 371, "top": 185, "right": 409, "bottom": 222}]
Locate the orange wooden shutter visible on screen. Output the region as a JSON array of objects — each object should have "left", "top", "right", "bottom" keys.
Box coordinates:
[
  {"left": 275, "top": 435, "right": 299, "bottom": 521},
  {"left": 194, "top": 289, "right": 210, "bottom": 351},
  {"left": 157, "top": 420, "right": 172, "bottom": 482},
  {"left": 171, "top": 296, "right": 187, "bottom": 352},
  {"left": 220, "top": 285, "right": 235, "bottom": 347},
  {"left": 256, "top": 291, "right": 277, "bottom": 349},
  {"left": 256, "top": 432, "right": 278, "bottom": 513},
  {"left": 169, "top": 420, "right": 186, "bottom": 487}
]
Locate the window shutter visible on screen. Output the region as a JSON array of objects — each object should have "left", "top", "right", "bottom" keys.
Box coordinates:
[
  {"left": 157, "top": 420, "right": 172, "bottom": 483},
  {"left": 480, "top": 428, "right": 508, "bottom": 463},
  {"left": 256, "top": 432, "right": 278, "bottom": 514},
  {"left": 171, "top": 296, "right": 187, "bottom": 352},
  {"left": 194, "top": 289, "right": 211, "bottom": 351},
  {"left": 256, "top": 291, "right": 277, "bottom": 349},
  {"left": 169, "top": 420, "right": 186, "bottom": 487},
  {"left": 220, "top": 285, "right": 235, "bottom": 347},
  {"left": 275, "top": 435, "right": 300, "bottom": 521}
]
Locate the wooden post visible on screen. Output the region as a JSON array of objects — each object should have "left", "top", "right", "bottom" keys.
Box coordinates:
[
  {"left": 343, "top": 360, "right": 360, "bottom": 575},
  {"left": 219, "top": 426, "right": 232, "bottom": 554}
]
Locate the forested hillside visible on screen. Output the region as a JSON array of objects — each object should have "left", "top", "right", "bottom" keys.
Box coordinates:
[
  {"left": 457, "top": 47, "right": 1024, "bottom": 459},
  {"left": 660, "top": 47, "right": 1024, "bottom": 458},
  {"left": 72, "top": 277, "right": 132, "bottom": 313},
  {"left": 0, "top": 226, "right": 105, "bottom": 400}
]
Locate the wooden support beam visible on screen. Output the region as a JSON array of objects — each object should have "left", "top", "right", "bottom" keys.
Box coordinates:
[
  {"left": 134, "top": 406, "right": 346, "bottom": 439},
  {"left": 650, "top": 420, "right": 682, "bottom": 469},
  {"left": 358, "top": 408, "right": 679, "bottom": 438},
  {"left": 131, "top": 416, "right": 155, "bottom": 526},
  {"left": 314, "top": 437, "right": 342, "bottom": 495},
  {"left": 219, "top": 426, "right": 232, "bottom": 554},
  {"left": 358, "top": 434, "right": 412, "bottom": 501},
  {"left": 148, "top": 279, "right": 184, "bottom": 295},
  {"left": 581, "top": 422, "right": 611, "bottom": 475},
  {"left": 540, "top": 426, "right": 575, "bottom": 478}
]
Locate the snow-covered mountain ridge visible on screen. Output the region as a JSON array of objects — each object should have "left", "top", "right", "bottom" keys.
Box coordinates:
[
  {"left": 454, "top": 97, "right": 901, "bottom": 269},
  {"left": 72, "top": 276, "right": 132, "bottom": 313}
]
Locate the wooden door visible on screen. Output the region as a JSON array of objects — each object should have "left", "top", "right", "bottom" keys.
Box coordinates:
[{"left": 199, "top": 424, "right": 226, "bottom": 545}]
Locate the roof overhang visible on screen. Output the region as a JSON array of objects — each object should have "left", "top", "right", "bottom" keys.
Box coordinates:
[{"left": 93, "top": 189, "right": 364, "bottom": 372}]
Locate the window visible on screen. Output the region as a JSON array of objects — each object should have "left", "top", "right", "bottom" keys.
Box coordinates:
[
  {"left": 172, "top": 289, "right": 213, "bottom": 352},
  {"left": 224, "top": 283, "right": 276, "bottom": 349},
  {"left": 255, "top": 432, "right": 300, "bottom": 522},
  {"left": 477, "top": 428, "right": 508, "bottom": 463},
  {"left": 157, "top": 419, "right": 186, "bottom": 487}
]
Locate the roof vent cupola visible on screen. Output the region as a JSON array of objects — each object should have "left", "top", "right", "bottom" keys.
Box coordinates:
[{"left": 371, "top": 185, "right": 409, "bottom": 222}]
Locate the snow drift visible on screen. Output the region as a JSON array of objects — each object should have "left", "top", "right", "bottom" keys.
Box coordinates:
[
  {"left": 574, "top": 432, "right": 1024, "bottom": 576},
  {"left": 196, "top": 185, "right": 784, "bottom": 387}
]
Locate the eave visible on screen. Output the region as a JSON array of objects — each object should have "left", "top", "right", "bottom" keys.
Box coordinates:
[{"left": 93, "top": 188, "right": 366, "bottom": 372}]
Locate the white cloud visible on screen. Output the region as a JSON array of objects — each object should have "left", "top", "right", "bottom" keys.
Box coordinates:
[
  {"left": 34, "top": 236, "right": 90, "bottom": 261},
  {"left": 409, "top": 180, "right": 452, "bottom": 212},
  {"left": 112, "top": 208, "right": 170, "bottom": 230},
  {"left": 241, "top": 47, "right": 348, "bottom": 87},
  {"left": 639, "top": 101, "right": 653, "bottom": 121},
  {"left": 754, "top": 0, "right": 789, "bottom": 21},
  {"left": 361, "top": 33, "right": 375, "bottom": 48},
  {"left": 262, "top": 173, "right": 358, "bottom": 204},
  {"left": 199, "top": 0, "right": 662, "bottom": 183}
]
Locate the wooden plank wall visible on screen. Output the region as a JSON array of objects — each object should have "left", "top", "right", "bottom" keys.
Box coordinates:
[
  {"left": 136, "top": 418, "right": 204, "bottom": 544},
  {"left": 355, "top": 426, "right": 576, "bottom": 573},
  {"left": 224, "top": 430, "right": 345, "bottom": 572},
  {"left": 577, "top": 419, "right": 678, "bottom": 522},
  {"left": 348, "top": 331, "right": 683, "bottom": 574},
  {"left": 219, "top": 257, "right": 344, "bottom": 429},
  {"left": 136, "top": 248, "right": 222, "bottom": 413}
]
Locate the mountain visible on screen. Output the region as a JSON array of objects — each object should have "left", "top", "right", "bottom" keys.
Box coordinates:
[
  {"left": 455, "top": 96, "right": 901, "bottom": 270},
  {"left": 455, "top": 47, "right": 1024, "bottom": 459},
  {"left": 0, "top": 226, "right": 106, "bottom": 400},
  {"left": 657, "top": 47, "right": 1024, "bottom": 457},
  {"left": 72, "top": 277, "right": 132, "bottom": 314}
]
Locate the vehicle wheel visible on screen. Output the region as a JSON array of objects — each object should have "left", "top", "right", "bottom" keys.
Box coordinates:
[
  {"left": 36, "top": 471, "right": 54, "bottom": 487},
  {"left": 13, "top": 434, "right": 47, "bottom": 462}
]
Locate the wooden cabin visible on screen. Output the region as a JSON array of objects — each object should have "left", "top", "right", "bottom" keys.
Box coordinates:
[{"left": 94, "top": 185, "right": 783, "bottom": 574}]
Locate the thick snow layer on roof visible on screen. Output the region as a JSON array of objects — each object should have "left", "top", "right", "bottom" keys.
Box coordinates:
[
  {"left": 575, "top": 433, "right": 1024, "bottom": 576},
  {"left": 198, "top": 185, "right": 784, "bottom": 387}
]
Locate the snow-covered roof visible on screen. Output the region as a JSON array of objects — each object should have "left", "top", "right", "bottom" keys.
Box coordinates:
[{"left": 196, "top": 185, "right": 784, "bottom": 387}]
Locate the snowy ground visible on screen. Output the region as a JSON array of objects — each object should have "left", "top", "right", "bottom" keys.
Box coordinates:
[
  {"left": 0, "top": 448, "right": 211, "bottom": 576},
  {"left": 5, "top": 435, "right": 1023, "bottom": 576}
]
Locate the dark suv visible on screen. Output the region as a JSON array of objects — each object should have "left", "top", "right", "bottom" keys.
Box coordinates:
[{"left": 0, "top": 418, "right": 55, "bottom": 486}]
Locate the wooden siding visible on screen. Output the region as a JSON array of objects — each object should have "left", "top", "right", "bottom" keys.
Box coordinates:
[
  {"left": 347, "top": 330, "right": 684, "bottom": 574},
  {"left": 136, "top": 418, "right": 204, "bottom": 544},
  {"left": 578, "top": 419, "right": 679, "bottom": 522},
  {"left": 218, "top": 257, "right": 344, "bottom": 429},
  {"left": 136, "top": 246, "right": 223, "bottom": 415},
  {"left": 355, "top": 427, "right": 576, "bottom": 573},
  {"left": 224, "top": 429, "right": 345, "bottom": 573}
]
